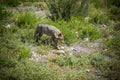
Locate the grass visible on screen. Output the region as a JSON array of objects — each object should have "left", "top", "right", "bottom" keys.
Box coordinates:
[
  {"left": 13, "top": 11, "right": 38, "bottom": 29},
  {"left": 89, "top": 53, "right": 110, "bottom": 69},
  {"left": 45, "top": 0, "right": 89, "bottom": 21},
  {"left": 37, "top": 44, "right": 52, "bottom": 55},
  {"left": 0, "top": 1, "right": 119, "bottom": 80},
  {"left": 19, "top": 46, "right": 31, "bottom": 59}
]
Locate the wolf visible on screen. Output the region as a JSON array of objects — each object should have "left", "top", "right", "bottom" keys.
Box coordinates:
[{"left": 34, "top": 24, "right": 64, "bottom": 49}]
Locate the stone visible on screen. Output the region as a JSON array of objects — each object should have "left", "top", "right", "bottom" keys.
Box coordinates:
[{"left": 52, "top": 50, "right": 65, "bottom": 55}]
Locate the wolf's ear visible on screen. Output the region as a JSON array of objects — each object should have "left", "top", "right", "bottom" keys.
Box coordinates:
[{"left": 58, "top": 33, "right": 62, "bottom": 37}]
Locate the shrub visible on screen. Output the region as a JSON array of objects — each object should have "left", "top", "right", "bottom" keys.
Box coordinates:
[
  {"left": 1, "top": 0, "right": 20, "bottom": 7},
  {"left": 45, "top": 0, "right": 89, "bottom": 21},
  {"left": 14, "top": 11, "right": 38, "bottom": 28}
]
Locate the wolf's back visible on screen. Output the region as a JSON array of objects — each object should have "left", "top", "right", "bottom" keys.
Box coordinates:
[{"left": 37, "top": 24, "right": 61, "bottom": 38}]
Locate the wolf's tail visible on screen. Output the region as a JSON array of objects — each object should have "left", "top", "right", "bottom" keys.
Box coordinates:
[
  {"left": 34, "top": 26, "right": 39, "bottom": 42},
  {"left": 34, "top": 25, "right": 43, "bottom": 42}
]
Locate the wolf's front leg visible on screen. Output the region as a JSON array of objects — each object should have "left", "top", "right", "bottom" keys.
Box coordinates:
[{"left": 52, "top": 38, "right": 60, "bottom": 50}]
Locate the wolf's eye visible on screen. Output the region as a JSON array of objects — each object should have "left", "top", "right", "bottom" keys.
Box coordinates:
[{"left": 58, "top": 33, "right": 62, "bottom": 37}]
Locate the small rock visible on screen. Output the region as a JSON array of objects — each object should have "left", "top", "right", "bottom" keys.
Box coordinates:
[
  {"left": 53, "top": 50, "right": 65, "bottom": 55},
  {"left": 5, "top": 24, "right": 11, "bottom": 28},
  {"left": 73, "top": 48, "right": 77, "bottom": 51},
  {"left": 60, "top": 46, "right": 65, "bottom": 49},
  {"left": 102, "top": 24, "right": 107, "bottom": 27},
  {"left": 85, "top": 69, "right": 90, "bottom": 73},
  {"left": 75, "top": 31, "right": 79, "bottom": 38},
  {"left": 84, "top": 38, "right": 89, "bottom": 42}
]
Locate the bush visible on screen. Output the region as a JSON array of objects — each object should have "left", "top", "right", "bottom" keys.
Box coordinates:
[
  {"left": 45, "top": 0, "right": 89, "bottom": 21},
  {"left": 1, "top": 0, "right": 20, "bottom": 7},
  {"left": 14, "top": 11, "right": 38, "bottom": 28}
]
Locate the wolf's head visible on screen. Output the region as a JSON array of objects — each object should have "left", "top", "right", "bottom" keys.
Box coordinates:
[{"left": 58, "top": 33, "right": 64, "bottom": 43}]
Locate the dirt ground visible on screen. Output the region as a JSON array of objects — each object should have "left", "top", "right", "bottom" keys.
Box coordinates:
[{"left": 29, "top": 39, "right": 103, "bottom": 63}]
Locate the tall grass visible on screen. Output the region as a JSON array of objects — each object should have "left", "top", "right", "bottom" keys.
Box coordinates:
[
  {"left": 14, "top": 11, "right": 38, "bottom": 28},
  {"left": 45, "top": 0, "right": 89, "bottom": 21}
]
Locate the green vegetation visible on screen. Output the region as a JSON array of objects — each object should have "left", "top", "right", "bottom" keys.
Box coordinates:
[
  {"left": 0, "top": 0, "right": 120, "bottom": 80},
  {"left": 14, "top": 11, "right": 38, "bottom": 28},
  {"left": 45, "top": 0, "right": 89, "bottom": 21}
]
